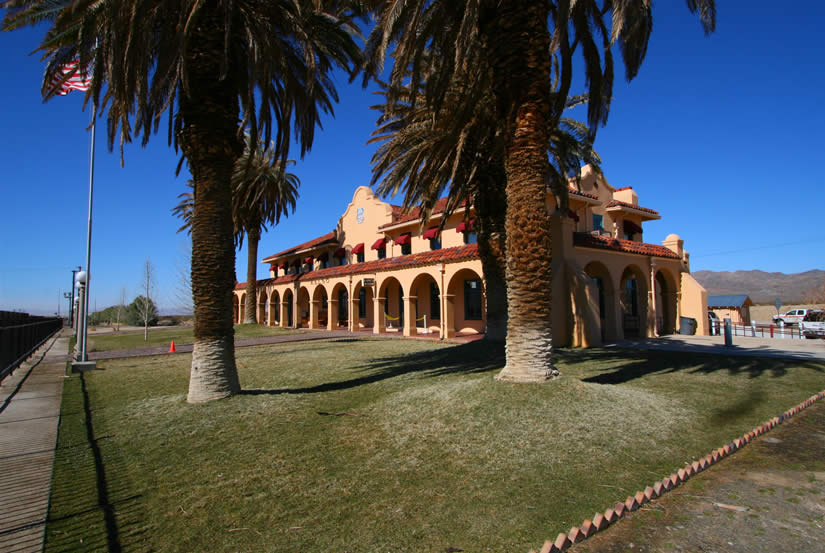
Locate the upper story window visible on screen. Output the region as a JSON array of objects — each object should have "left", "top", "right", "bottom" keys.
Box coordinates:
[
  {"left": 318, "top": 253, "right": 329, "bottom": 269},
  {"left": 371, "top": 237, "right": 388, "bottom": 260},
  {"left": 394, "top": 233, "right": 412, "bottom": 256},
  {"left": 303, "top": 256, "right": 314, "bottom": 272},
  {"left": 458, "top": 219, "right": 476, "bottom": 244},
  {"left": 334, "top": 247, "right": 347, "bottom": 266},
  {"left": 422, "top": 227, "right": 441, "bottom": 251},
  {"left": 623, "top": 220, "right": 643, "bottom": 241},
  {"left": 593, "top": 214, "right": 604, "bottom": 232},
  {"left": 351, "top": 243, "right": 365, "bottom": 263}
]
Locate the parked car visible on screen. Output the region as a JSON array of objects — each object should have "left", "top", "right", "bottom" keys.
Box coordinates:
[
  {"left": 800, "top": 310, "right": 825, "bottom": 339},
  {"left": 773, "top": 308, "right": 812, "bottom": 326},
  {"left": 708, "top": 311, "right": 720, "bottom": 335}
]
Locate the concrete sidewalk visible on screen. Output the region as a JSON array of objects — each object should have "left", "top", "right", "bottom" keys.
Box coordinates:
[
  {"left": 607, "top": 334, "right": 825, "bottom": 361},
  {"left": 0, "top": 330, "right": 68, "bottom": 553}
]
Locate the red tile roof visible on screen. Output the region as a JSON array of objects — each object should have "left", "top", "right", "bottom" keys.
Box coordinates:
[
  {"left": 380, "top": 197, "right": 468, "bottom": 229},
  {"left": 237, "top": 243, "right": 480, "bottom": 290},
  {"left": 574, "top": 233, "right": 680, "bottom": 259},
  {"left": 605, "top": 200, "right": 659, "bottom": 215},
  {"left": 568, "top": 188, "right": 600, "bottom": 201},
  {"left": 614, "top": 186, "right": 633, "bottom": 192},
  {"left": 262, "top": 231, "right": 337, "bottom": 262}
]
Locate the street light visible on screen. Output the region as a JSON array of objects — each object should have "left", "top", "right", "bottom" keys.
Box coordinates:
[{"left": 71, "top": 270, "right": 96, "bottom": 372}]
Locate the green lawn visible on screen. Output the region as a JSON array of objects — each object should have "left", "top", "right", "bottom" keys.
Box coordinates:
[
  {"left": 87, "top": 324, "right": 303, "bottom": 352},
  {"left": 46, "top": 339, "right": 825, "bottom": 553}
]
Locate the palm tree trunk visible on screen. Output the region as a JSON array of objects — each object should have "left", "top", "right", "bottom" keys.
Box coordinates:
[
  {"left": 244, "top": 228, "right": 260, "bottom": 324},
  {"left": 474, "top": 171, "right": 507, "bottom": 341},
  {"left": 179, "top": 1, "right": 243, "bottom": 402},
  {"left": 481, "top": 0, "right": 559, "bottom": 382}
]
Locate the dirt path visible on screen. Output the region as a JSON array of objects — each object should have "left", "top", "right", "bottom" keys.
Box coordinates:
[{"left": 572, "top": 401, "right": 825, "bottom": 553}]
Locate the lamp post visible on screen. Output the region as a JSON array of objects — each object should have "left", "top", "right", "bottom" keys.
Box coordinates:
[
  {"left": 70, "top": 266, "right": 80, "bottom": 328},
  {"left": 71, "top": 271, "right": 96, "bottom": 371}
]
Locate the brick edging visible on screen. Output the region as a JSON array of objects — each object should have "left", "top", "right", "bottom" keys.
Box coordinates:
[{"left": 529, "top": 390, "right": 825, "bottom": 553}]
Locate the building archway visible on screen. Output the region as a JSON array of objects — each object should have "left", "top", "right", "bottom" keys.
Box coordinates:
[
  {"left": 655, "top": 268, "right": 678, "bottom": 335},
  {"left": 409, "top": 272, "right": 441, "bottom": 336},
  {"left": 258, "top": 290, "right": 268, "bottom": 325},
  {"left": 297, "top": 287, "right": 311, "bottom": 328},
  {"left": 351, "top": 280, "right": 373, "bottom": 331},
  {"left": 619, "top": 264, "right": 648, "bottom": 338},
  {"left": 269, "top": 290, "right": 280, "bottom": 326},
  {"left": 446, "top": 268, "right": 485, "bottom": 337},
  {"left": 584, "top": 261, "right": 617, "bottom": 341},
  {"left": 311, "top": 285, "right": 328, "bottom": 329},
  {"left": 282, "top": 289, "right": 294, "bottom": 328},
  {"left": 238, "top": 293, "right": 246, "bottom": 324},
  {"left": 378, "top": 276, "right": 404, "bottom": 332},
  {"left": 233, "top": 294, "right": 240, "bottom": 324},
  {"left": 329, "top": 282, "right": 350, "bottom": 330}
]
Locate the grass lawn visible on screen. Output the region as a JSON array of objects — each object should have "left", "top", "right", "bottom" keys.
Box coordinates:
[
  {"left": 46, "top": 339, "right": 825, "bottom": 553},
  {"left": 87, "top": 324, "right": 303, "bottom": 352}
]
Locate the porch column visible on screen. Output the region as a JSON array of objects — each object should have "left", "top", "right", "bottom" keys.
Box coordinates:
[
  {"left": 348, "top": 297, "right": 357, "bottom": 332},
  {"left": 443, "top": 293, "right": 456, "bottom": 339},
  {"left": 327, "top": 299, "right": 337, "bottom": 331},
  {"left": 280, "top": 300, "right": 288, "bottom": 327},
  {"left": 649, "top": 259, "right": 658, "bottom": 337},
  {"left": 374, "top": 296, "right": 386, "bottom": 334},
  {"left": 403, "top": 295, "right": 417, "bottom": 337}
]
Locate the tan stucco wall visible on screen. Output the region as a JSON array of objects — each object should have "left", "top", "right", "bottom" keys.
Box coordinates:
[{"left": 681, "top": 272, "right": 708, "bottom": 335}]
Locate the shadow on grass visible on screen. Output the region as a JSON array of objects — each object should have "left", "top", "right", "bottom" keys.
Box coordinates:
[
  {"left": 571, "top": 348, "right": 824, "bottom": 385},
  {"left": 45, "top": 373, "right": 152, "bottom": 553},
  {"left": 242, "top": 339, "right": 505, "bottom": 396}
]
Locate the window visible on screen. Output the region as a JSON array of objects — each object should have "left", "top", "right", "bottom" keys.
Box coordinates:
[
  {"left": 429, "top": 237, "right": 441, "bottom": 250},
  {"left": 593, "top": 214, "right": 604, "bottom": 232},
  {"left": 359, "top": 287, "right": 366, "bottom": 318},
  {"left": 321, "top": 258, "right": 329, "bottom": 269},
  {"left": 377, "top": 247, "right": 386, "bottom": 259},
  {"left": 356, "top": 251, "right": 365, "bottom": 263},
  {"left": 338, "top": 289, "right": 348, "bottom": 321},
  {"left": 463, "top": 231, "right": 477, "bottom": 245},
  {"left": 464, "top": 279, "right": 483, "bottom": 320},
  {"left": 625, "top": 278, "right": 638, "bottom": 316},
  {"left": 401, "top": 243, "right": 411, "bottom": 255},
  {"left": 430, "top": 282, "right": 440, "bottom": 320}
]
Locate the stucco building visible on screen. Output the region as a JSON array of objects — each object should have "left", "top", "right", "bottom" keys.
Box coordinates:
[{"left": 233, "top": 166, "right": 709, "bottom": 345}]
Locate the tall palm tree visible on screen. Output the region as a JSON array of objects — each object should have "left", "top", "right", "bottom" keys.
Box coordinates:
[
  {"left": 363, "top": 0, "right": 714, "bottom": 382},
  {"left": 370, "top": 49, "right": 600, "bottom": 342},
  {"left": 233, "top": 140, "right": 300, "bottom": 324},
  {"left": 4, "top": 0, "right": 361, "bottom": 402},
  {"left": 172, "top": 138, "right": 300, "bottom": 325}
]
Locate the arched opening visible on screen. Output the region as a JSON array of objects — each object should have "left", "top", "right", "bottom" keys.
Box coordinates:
[
  {"left": 378, "top": 276, "right": 404, "bottom": 332},
  {"left": 311, "top": 285, "right": 328, "bottom": 329},
  {"left": 410, "top": 272, "right": 441, "bottom": 336},
  {"left": 269, "top": 290, "right": 280, "bottom": 326},
  {"left": 446, "top": 268, "right": 485, "bottom": 337},
  {"left": 584, "top": 261, "right": 617, "bottom": 341},
  {"left": 233, "top": 294, "right": 240, "bottom": 324},
  {"left": 258, "top": 290, "right": 268, "bottom": 325},
  {"left": 297, "top": 287, "right": 311, "bottom": 328},
  {"left": 351, "top": 280, "right": 374, "bottom": 330},
  {"left": 283, "top": 289, "right": 294, "bottom": 328},
  {"left": 655, "top": 269, "right": 678, "bottom": 335},
  {"left": 238, "top": 293, "right": 246, "bottom": 324},
  {"left": 620, "top": 265, "right": 648, "bottom": 338},
  {"left": 328, "top": 282, "right": 350, "bottom": 330}
]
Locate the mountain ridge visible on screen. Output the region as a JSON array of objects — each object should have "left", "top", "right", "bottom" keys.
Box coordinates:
[{"left": 692, "top": 269, "right": 825, "bottom": 304}]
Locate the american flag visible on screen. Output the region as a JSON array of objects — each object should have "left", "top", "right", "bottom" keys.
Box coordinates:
[{"left": 51, "top": 60, "right": 91, "bottom": 95}]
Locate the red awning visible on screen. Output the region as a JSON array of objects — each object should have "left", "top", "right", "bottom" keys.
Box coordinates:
[
  {"left": 334, "top": 247, "right": 347, "bottom": 257},
  {"left": 351, "top": 242, "right": 365, "bottom": 254},
  {"left": 279, "top": 263, "right": 288, "bottom": 270},
  {"left": 371, "top": 237, "right": 387, "bottom": 250},
  {"left": 317, "top": 252, "right": 329, "bottom": 262},
  {"left": 624, "top": 220, "right": 643, "bottom": 235},
  {"left": 304, "top": 256, "right": 314, "bottom": 264},
  {"left": 456, "top": 219, "right": 475, "bottom": 233},
  {"left": 394, "top": 233, "right": 411, "bottom": 245},
  {"left": 567, "top": 209, "right": 580, "bottom": 223},
  {"left": 422, "top": 227, "right": 439, "bottom": 240}
]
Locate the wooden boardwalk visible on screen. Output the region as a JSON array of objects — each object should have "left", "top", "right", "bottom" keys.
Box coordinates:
[{"left": 0, "top": 331, "right": 67, "bottom": 553}]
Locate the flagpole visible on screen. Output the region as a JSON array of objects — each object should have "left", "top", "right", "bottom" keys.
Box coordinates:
[{"left": 81, "top": 109, "right": 96, "bottom": 362}]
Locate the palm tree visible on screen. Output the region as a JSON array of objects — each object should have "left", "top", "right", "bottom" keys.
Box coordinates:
[
  {"left": 363, "top": 0, "right": 714, "bottom": 382},
  {"left": 370, "top": 49, "right": 600, "bottom": 342},
  {"left": 233, "top": 140, "right": 300, "bottom": 324},
  {"left": 172, "top": 138, "right": 300, "bottom": 325},
  {"left": 4, "top": 0, "right": 361, "bottom": 402}
]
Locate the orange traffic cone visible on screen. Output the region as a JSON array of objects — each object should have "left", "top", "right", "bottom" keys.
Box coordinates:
[{"left": 169, "top": 340, "right": 176, "bottom": 353}]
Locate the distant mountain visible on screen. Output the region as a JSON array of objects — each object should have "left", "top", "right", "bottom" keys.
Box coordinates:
[{"left": 692, "top": 269, "right": 825, "bottom": 304}]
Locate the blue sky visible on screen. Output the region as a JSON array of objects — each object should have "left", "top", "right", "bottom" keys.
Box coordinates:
[{"left": 2, "top": 3, "right": 824, "bottom": 316}]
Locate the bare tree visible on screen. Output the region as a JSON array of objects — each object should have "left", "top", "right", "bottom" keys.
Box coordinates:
[
  {"left": 137, "top": 259, "right": 157, "bottom": 341},
  {"left": 115, "top": 287, "right": 128, "bottom": 331}
]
